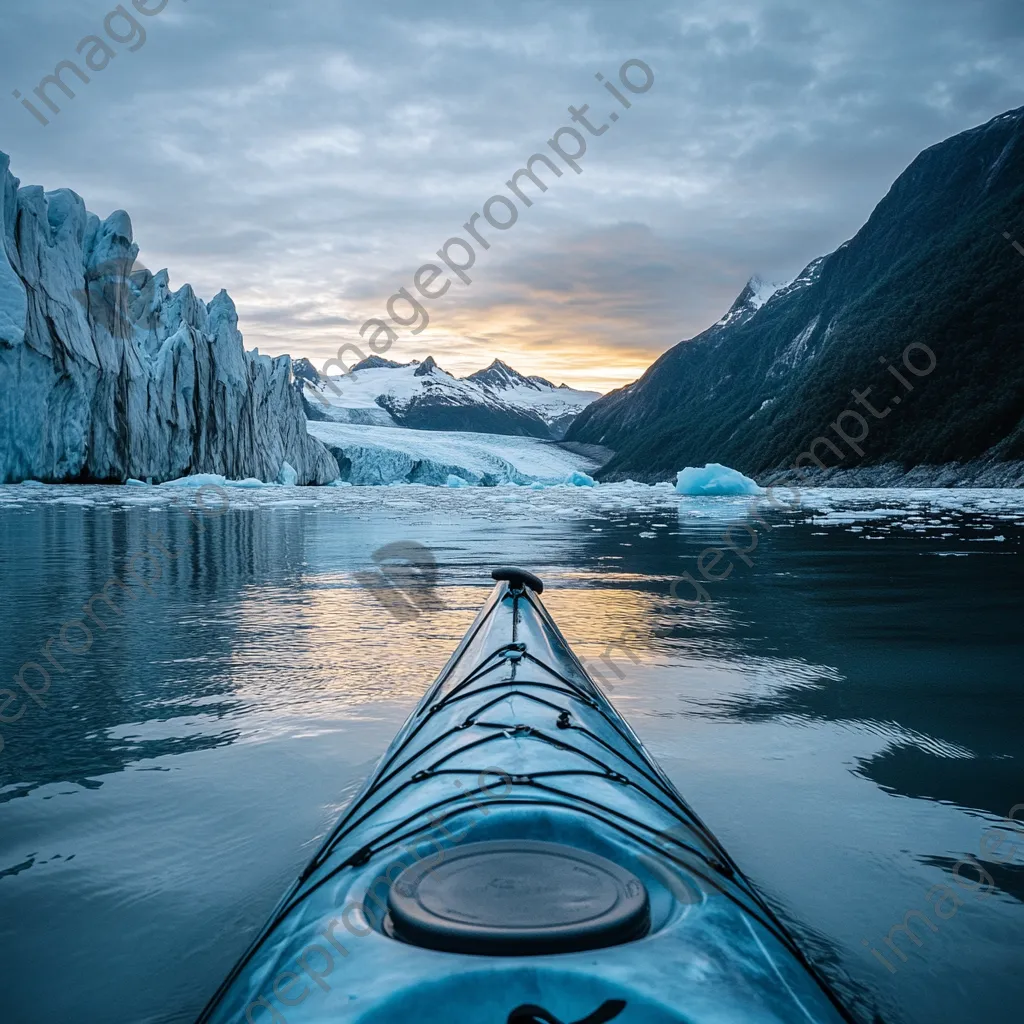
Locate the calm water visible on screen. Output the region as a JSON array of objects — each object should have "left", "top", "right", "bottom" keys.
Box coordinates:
[{"left": 0, "top": 483, "right": 1021, "bottom": 1024}]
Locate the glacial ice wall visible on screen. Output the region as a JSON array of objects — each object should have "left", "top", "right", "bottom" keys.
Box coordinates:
[
  {"left": 0, "top": 152, "right": 338, "bottom": 484},
  {"left": 309, "top": 421, "right": 601, "bottom": 486}
]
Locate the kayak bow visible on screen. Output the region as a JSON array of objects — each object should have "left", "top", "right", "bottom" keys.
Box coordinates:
[{"left": 198, "top": 568, "right": 856, "bottom": 1024}]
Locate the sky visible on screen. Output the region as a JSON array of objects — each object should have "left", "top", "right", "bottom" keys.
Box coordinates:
[{"left": 2, "top": 0, "right": 1023, "bottom": 393}]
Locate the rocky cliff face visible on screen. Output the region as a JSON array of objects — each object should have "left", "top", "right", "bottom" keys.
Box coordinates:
[
  {"left": 0, "top": 153, "right": 338, "bottom": 484},
  {"left": 567, "top": 107, "right": 1024, "bottom": 481}
]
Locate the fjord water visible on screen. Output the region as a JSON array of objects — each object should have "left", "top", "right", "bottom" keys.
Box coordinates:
[{"left": 0, "top": 484, "right": 1021, "bottom": 1024}]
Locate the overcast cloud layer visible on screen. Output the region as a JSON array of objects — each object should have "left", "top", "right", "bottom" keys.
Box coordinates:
[{"left": 2, "top": 0, "right": 1022, "bottom": 391}]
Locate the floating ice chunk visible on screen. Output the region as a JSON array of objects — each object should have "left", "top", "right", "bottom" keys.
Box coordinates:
[
  {"left": 160, "top": 472, "right": 269, "bottom": 488},
  {"left": 125, "top": 478, "right": 150, "bottom": 486},
  {"left": 20, "top": 479, "right": 45, "bottom": 488},
  {"left": 563, "top": 471, "right": 597, "bottom": 487},
  {"left": 446, "top": 474, "right": 471, "bottom": 488},
  {"left": 276, "top": 461, "right": 298, "bottom": 486},
  {"left": 675, "top": 464, "right": 762, "bottom": 496}
]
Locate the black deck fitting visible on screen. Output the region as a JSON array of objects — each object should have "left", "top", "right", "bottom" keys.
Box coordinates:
[{"left": 491, "top": 567, "right": 544, "bottom": 594}]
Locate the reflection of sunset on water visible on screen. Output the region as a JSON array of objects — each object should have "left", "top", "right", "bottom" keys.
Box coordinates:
[{"left": 2, "top": 484, "right": 1021, "bottom": 1024}]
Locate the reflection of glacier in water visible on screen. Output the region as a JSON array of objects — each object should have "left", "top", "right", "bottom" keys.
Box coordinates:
[{"left": 0, "top": 484, "right": 1022, "bottom": 1024}]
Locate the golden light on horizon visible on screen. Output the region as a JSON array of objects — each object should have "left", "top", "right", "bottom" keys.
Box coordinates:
[{"left": 241, "top": 274, "right": 678, "bottom": 395}]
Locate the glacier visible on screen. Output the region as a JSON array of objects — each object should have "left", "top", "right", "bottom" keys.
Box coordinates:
[
  {"left": 0, "top": 152, "right": 338, "bottom": 485},
  {"left": 308, "top": 421, "right": 602, "bottom": 486}
]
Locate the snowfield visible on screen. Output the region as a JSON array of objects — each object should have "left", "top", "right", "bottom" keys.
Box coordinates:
[
  {"left": 301, "top": 357, "right": 599, "bottom": 439},
  {"left": 308, "top": 421, "right": 602, "bottom": 486}
]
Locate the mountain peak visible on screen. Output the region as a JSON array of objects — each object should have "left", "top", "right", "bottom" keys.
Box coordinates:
[
  {"left": 712, "top": 275, "right": 788, "bottom": 331},
  {"left": 743, "top": 275, "right": 787, "bottom": 310},
  {"left": 467, "top": 358, "right": 542, "bottom": 391},
  {"left": 352, "top": 355, "right": 405, "bottom": 372},
  {"left": 414, "top": 355, "right": 441, "bottom": 376}
]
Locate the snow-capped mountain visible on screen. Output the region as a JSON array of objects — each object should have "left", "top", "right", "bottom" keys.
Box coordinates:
[
  {"left": 711, "top": 273, "right": 794, "bottom": 331},
  {"left": 300, "top": 356, "right": 600, "bottom": 439},
  {"left": 0, "top": 152, "right": 338, "bottom": 485}
]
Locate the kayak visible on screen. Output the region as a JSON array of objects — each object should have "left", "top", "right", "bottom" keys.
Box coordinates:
[{"left": 198, "top": 568, "right": 857, "bottom": 1024}]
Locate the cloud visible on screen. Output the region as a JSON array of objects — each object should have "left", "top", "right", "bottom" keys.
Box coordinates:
[{"left": 3, "top": 0, "right": 1022, "bottom": 392}]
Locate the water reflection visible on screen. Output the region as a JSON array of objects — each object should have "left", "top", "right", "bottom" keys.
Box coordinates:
[{"left": 0, "top": 484, "right": 1020, "bottom": 1024}]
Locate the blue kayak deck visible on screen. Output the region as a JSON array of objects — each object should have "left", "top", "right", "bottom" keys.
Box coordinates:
[{"left": 198, "top": 578, "right": 855, "bottom": 1024}]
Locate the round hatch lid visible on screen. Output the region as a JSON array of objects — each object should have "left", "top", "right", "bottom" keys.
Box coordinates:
[{"left": 386, "top": 840, "right": 650, "bottom": 955}]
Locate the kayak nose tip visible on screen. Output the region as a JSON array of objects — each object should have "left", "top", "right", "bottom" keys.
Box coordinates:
[{"left": 491, "top": 566, "right": 544, "bottom": 594}]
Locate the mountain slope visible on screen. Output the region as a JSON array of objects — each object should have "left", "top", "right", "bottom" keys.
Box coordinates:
[
  {"left": 567, "top": 108, "right": 1024, "bottom": 482},
  {"left": 302, "top": 356, "right": 599, "bottom": 439},
  {"left": 0, "top": 153, "right": 338, "bottom": 485}
]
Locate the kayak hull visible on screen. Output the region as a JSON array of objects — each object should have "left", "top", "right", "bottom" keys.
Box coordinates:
[{"left": 199, "top": 578, "right": 854, "bottom": 1024}]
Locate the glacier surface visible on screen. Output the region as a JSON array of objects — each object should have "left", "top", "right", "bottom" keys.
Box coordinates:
[
  {"left": 308, "top": 421, "right": 602, "bottom": 486},
  {"left": 0, "top": 152, "right": 338, "bottom": 485}
]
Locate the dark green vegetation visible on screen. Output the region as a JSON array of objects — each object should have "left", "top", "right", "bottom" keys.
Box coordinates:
[{"left": 567, "top": 108, "right": 1024, "bottom": 481}]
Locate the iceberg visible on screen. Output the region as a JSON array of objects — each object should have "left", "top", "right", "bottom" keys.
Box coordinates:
[
  {"left": 0, "top": 152, "right": 338, "bottom": 485},
  {"left": 307, "top": 421, "right": 601, "bottom": 487},
  {"left": 563, "top": 470, "right": 597, "bottom": 487},
  {"left": 675, "top": 464, "right": 763, "bottom": 496}
]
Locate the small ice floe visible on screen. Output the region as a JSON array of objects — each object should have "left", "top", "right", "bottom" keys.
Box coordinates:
[
  {"left": 563, "top": 471, "right": 597, "bottom": 487},
  {"left": 675, "top": 464, "right": 762, "bottom": 496},
  {"left": 160, "top": 473, "right": 269, "bottom": 488},
  {"left": 446, "top": 474, "right": 471, "bottom": 488}
]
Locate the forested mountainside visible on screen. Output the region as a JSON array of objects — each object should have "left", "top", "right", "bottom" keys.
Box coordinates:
[{"left": 567, "top": 108, "right": 1024, "bottom": 482}]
